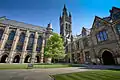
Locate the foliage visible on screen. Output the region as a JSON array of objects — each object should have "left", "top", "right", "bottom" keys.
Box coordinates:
[{"left": 44, "top": 33, "right": 65, "bottom": 60}]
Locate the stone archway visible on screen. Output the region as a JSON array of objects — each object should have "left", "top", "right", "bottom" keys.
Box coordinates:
[
  {"left": 35, "top": 56, "right": 40, "bottom": 63},
  {"left": 24, "top": 55, "right": 31, "bottom": 63},
  {"left": 13, "top": 55, "right": 20, "bottom": 63},
  {"left": 0, "top": 54, "right": 8, "bottom": 63},
  {"left": 102, "top": 51, "right": 115, "bottom": 65}
]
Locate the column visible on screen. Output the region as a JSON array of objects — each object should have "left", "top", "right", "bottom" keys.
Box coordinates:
[
  {"left": 0, "top": 26, "right": 9, "bottom": 51},
  {"left": 8, "top": 29, "right": 20, "bottom": 63},
  {"left": 0, "top": 26, "right": 9, "bottom": 59},
  {"left": 31, "top": 32, "right": 38, "bottom": 63},
  {"left": 20, "top": 30, "right": 30, "bottom": 63},
  {"left": 40, "top": 33, "right": 45, "bottom": 63}
]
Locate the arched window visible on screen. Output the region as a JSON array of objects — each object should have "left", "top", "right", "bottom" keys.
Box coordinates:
[
  {"left": 116, "top": 24, "right": 120, "bottom": 35},
  {"left": 0, "top": 29, "right": 4, "bottom": 40},
  {"left": 36, "top": 36, "right": 43, "bottom": 52},
  {"left": 4, "top": 30, "right": 16, "bottom": 50},
  {"left": 27, "top": 33, "right": 34, "bottom": 51},
  {"left": 66, "top": 23, "right": 67, "bottom": 29},
  {"left": 16, "top": 32, "right": 25, "bottom": 51},
  {"left": 96, "top": 30, "right": 108, "bottom": 42}
]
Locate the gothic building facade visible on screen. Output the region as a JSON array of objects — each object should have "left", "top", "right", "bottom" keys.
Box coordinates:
[
  {"left": 0, "top": 16, "right": 52, "bottom": 63},
  {"left": 63, "top": 7, "right": 120, "bottom": 65}
]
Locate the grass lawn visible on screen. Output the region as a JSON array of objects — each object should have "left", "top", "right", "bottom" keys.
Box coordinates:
[
  {"left": 0, "top": 64, "right": 28, "bottom": 69},
  {"left": 53, "top": 70, "right": 120, "bottom": 80},
  {"left": 33, "top": 64, "right": 70, "bottom": 68},
  {"left": 0, "top": 63, "right": 82, "bottom": 69}
]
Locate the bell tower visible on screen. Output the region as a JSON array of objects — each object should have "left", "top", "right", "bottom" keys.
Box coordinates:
[{"left": 59, "top": 4, "right": 72, "bottom": 47}]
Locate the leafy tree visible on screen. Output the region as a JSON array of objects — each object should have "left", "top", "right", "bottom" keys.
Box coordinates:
[{"left": 44, "top": 33, "right": 65, "bottom": 63}]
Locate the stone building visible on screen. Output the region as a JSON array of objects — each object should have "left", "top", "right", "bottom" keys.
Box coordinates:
[
  {"left": 0, "top": 16, "right": 52, "bottom": 63},
  {"left": 59, "top": 5, "right": 72, "bottom": 62},
  {"left": 67, "top": 7, "right": 120, "bottom": 65}
]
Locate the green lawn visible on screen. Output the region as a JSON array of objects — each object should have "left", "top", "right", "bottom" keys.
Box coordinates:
[
  {"left": 34, "top": 64, "right": 70, "bottom": 68},
  {"left": 0, "top": 64, "right": 28, "bottom": 69},
  {"left": 0, "top": 64, "right": 82, "bottom": 69},
  {"left": 53, "top": 70, "right": 120, "bottom": 80}
]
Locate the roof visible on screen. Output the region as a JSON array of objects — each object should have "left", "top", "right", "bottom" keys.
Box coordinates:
[{"left": 0, "top": 16, "right": 46, "bottom": 32}]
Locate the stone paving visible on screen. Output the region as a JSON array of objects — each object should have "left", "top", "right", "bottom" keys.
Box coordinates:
[
  {"left": 0, "top": 65, "right": 120, "bottom": 80},
  {"left": 0, "top": 67, "right": 92, "bottom": 80}
]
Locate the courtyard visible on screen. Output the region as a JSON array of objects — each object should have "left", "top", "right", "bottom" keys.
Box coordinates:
[{"left": 0, "top": 64, "right": 120, "bottom": 80}]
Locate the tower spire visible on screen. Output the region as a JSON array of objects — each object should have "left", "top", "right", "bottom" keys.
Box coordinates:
[{"left": 62, "top": 4, "right": 68, "bottom": 16}]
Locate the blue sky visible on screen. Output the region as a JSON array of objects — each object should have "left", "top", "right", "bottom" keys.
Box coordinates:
[{"left": 0, "top": 0, "right": 119, "bottom": 35}]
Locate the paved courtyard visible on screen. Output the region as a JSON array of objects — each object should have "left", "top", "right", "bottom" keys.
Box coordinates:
[
  {"left": 0, "top": 67, "right": 93, "bottom": 80},
  {"left": 0, "top": 65, "right": 120, "bottom": 80}
]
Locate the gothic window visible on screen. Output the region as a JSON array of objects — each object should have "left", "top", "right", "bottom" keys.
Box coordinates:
[
  {"left": 4, "top": 30, "right": 16, "bottom": 50},
  {"left": 36, "top": 36, "right": 43, "bottom": 52},
  {"left": 27, "top": 33, "right": 34, "bottom": 51},
  {"left": 97, "top": 34, "right": 101, "bottom": 42},
  {"left": 116, "top": 24, "right": 120, "bottom": 34},
  {"left": 16, "top": 32, "right": 25, "bottom": 51},
  {"left": 96, "top": 30, "right": 108, "bottom": 42},
  {"left": 0, "top": 29, "right": 4, "bottom": 40},
  {"left": 103, "top": 31, "right": 107, "bottom": 40},
  {"left": 66, "top": 23, "right": 67, "bottom": 30}
]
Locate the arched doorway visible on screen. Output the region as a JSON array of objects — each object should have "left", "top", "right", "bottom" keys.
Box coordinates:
[
  {"left": 13, "top": 55, "right": 20, "bottom": 63},
  {"left": 35, "top": 56, "right": 40, "bottom": 63},
  {"left": 0, "top": 54, "right": 8, "bottom": 63},
  {"left": 102, "top": 51, "right": 115, "bottom": 65},
  {"left": 24, "top": 55, "right": 31, "bottom": 63}
]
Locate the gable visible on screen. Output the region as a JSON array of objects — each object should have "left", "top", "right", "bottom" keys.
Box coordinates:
[{"left": 92, "top": 16, "right": 111, "bottom": 29}]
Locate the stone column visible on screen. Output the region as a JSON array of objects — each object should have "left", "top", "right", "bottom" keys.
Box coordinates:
[
  {"left": 20, "top": 30, "right": 30, "bottom": 63},
  {"left": 31, "top": 32, "right": 38, "bottom": 63},
  {"left": 0, "top": 26, "right": 9, "bottom": 59},
  {"left": 8, "top": 29, "right": 20, "bottom": 63},
  {"left": 0, "top": 26, "right": 9, "bottom": 51},
  {"left": 40, "top": 33, "right": 45, "bottom": 63}
]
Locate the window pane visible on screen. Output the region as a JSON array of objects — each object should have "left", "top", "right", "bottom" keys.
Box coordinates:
[
  {"left": 100, "top": 32, "right": 104, "bottom": 41},
  {"left": 27, "top": 33, "right": 34, "bottom": 50},
  {"left": 97, "top": 34, "right": 101, "bottom": 42},
  {"left": 116, "top": 24, "right": 120, "bottom": 34},
  {"left": 103, "top": 31, "right": 107, "bottom": 40},
  {"left": 0, "top": 29, "right": 4, "bottom": 40}
]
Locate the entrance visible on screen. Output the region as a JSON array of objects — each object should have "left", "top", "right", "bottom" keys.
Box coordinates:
[
  {"left": 35, "top": 56, "right": 40, "bottom": 63},
  {"left": 0, "top": 54, "right": 8, "bottom": 63},
  {"left": 24, "top": 55, "right": 31, "bottom": 63},
  {"left": 102, "top": 51, "right": 115, "bottom": 65},
  {"left": 13, "top": 55, "right": 20, "bottom": 63}
]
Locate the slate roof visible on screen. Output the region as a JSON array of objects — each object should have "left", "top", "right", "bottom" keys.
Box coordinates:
[{"left": 0, "top": 16, "right": 46, "bottom": 32}]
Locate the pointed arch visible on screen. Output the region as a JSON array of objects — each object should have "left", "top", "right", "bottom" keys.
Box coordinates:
[
  {"left": 27, "top": 33, "right": 34, "bottom": 50},
  {"left": 36, "top": 35, "right": 43, "bottom": 52},
  {"left": 0, "top": 29, "right": 4, "bottom": 40},
  {"left": 4, "top": 30, "right": 16, "bottom": 50},
  {"left": 0, "top": 54, "right": 8, "bottom": 63},
  {"left": 16, "top": 32, "right": 25, "bottom": 51}
]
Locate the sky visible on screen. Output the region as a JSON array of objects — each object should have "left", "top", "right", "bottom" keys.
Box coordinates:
[{"left": 0, "top": 0, "right": 119, "bottom": 35}]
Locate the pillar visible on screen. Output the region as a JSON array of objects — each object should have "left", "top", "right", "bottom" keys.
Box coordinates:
[
  {"left": 8, "top": 29, "right": 20, "bottom": 63},
  {"left": 20, "top": 30, "right": 30, "bottom": 63},
  {"left": 31, "top": 32, "right": 38, "bottom": 63},
  {"left": 40, "top": 33, "right": 45, "bottom": 63},
  {"left": 0, "top": 26, "right": 9, "bottom": 52}
]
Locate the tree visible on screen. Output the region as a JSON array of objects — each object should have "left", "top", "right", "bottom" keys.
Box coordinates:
[{"left": 44, "top": 33, "right": 65, "bottom": 63}]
